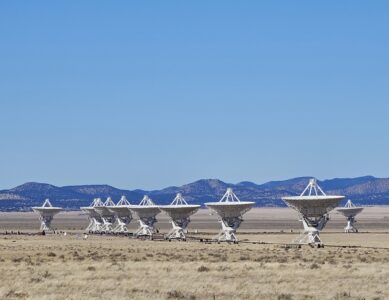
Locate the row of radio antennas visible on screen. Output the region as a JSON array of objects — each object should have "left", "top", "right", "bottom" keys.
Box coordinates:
[{"left": 32, "top": 179, "right": 365, "bottom": 245}]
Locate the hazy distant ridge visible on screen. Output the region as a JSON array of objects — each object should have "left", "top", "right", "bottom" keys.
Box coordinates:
[{"left": 1, "top": 176, "right": 389, "bottom": 211}]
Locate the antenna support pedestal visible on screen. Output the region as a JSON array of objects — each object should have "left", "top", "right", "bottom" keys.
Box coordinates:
[
  {"left": 293, "top": 215, "right": 329, "bottom": 245},
  {"left": 39, "top": 215, "right": 54, "bottom": 231},
  {"left": 113, "top": 216, "right": 131, "bottom": 233},
  {"left": 165, "top": 218, "right": 190, "bottom": 240},
  {"left": 216, "top": 217, "right": 242, "bottom": 242},
  {"left": 134, "top": 218, "right": 157, "bottom": 238},
  {"left": 345, "top": 216, "right": 358, "bottom": 233}
]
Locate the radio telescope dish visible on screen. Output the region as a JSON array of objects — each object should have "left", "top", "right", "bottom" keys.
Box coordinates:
[
  {"left": 159, "top": 193, "right": 200, "bottom": 240},
  {"left": 94, "top": 197, "right": 116, "bottom": 233},
  {"left": 32, "top": 199, "right": 63, "bottom": 231},
  {"left": 107, "top": 196, "right": 132, "bottom": 233},
  {"left": 337, "top": 200, "right": 364, "bottom": 233},
  {"left": 205, "top": 188, "right": 254, "bottom": 242},
  {"left": 81, "top": 198, "right": 104, "bottom": 233},
  {"left": 130, "top": 195, "right": 161, "bottom": 238},
  {"left": 282, "top": 178, "right": 345, "bottom": 245}
]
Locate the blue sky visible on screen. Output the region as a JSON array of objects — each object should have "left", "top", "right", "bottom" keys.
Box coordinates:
[{"left": 1, "top": 1, "right": 389, "bottom": 189}]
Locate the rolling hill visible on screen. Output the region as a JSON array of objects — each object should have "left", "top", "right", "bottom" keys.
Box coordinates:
[{"left": 0, "top": 176, "right": 389, "bottom": 211}]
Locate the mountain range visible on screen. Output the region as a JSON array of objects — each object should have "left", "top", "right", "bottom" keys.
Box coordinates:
[{"left": 1, "top": 176, "right": 389, "bottom": 211}]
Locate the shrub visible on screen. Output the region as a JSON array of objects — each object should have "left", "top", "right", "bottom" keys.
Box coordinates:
[
  {"left": 197, "top": 265, "right": 210, "bottom": 272},
  {"left": 277, "top": 293, "right": 293, "bottom": 300},
  {"left": 310, "top": 263, "right": 320, "bottom": 269},
  {"left": 167, "top": 290, "right": 185, "bottom": 299}
]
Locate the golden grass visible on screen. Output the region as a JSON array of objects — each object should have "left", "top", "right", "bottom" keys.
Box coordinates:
[{"left": 0, "top": 234, "right": 388, "bottom": 300}]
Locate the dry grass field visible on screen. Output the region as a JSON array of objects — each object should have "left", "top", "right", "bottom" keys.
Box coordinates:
[{"left": 0, "top": 207, "right": 388, "bottom": 300}]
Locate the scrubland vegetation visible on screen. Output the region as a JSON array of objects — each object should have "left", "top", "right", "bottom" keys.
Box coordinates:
[{"left": 0, "top": 234, "right": 388, "bottom": 300}]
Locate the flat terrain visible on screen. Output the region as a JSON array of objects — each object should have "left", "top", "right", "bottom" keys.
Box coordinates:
[{"left": 0, "top": 207, "right": 388, "bottom": 300}]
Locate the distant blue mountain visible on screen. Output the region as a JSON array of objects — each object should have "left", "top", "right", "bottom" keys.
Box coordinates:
[{"left": 0, "top": 176, "right": 389, "bottom": 211}]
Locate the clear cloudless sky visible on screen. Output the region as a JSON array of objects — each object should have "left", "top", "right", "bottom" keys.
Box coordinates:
[{"left": 1, "top": 1, "right": 389, "bottom": 190}]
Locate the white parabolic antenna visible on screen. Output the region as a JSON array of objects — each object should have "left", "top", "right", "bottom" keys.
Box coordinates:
[
  {"left": 32, "top": 199, "right": 63, "bottom": 231},
  {"left": 205, "top": 188, "right": 254, "bottom": 242},
  {"left": 107, "top": 196, "right": 132, "bottom": 233},
  {"left": 282, "top": 178, "right": 345, "bottom": 245},
  {"left": 159, "top": 193, "right": 200, "bottom": 240},
  {"left": 336, "top": 200, "right": 364, "bottom": 233},
  {"left": 80, "top": 198, "right": 104, "bottom": 233},
  {"left": 130, "top": 195, "right": 161, "bottom": 238},
  {"left": 94, "top": 197, "right": 116, "bottom": 233}
]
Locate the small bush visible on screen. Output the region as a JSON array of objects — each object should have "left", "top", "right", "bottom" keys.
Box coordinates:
[
  {"left": 167, "top": 290, "right": 185, "bottom": 299},
  {"left": 334, "top": 291, "right": 351, "bottom": 299},
  {"left": 197, "top": 265, "right": 210, "bottom": 272},
  {"left": 6, "top": 290, "right": 29, "bottom": 298},
  {"left": 42, "top": 270, "right": 51, "bottom": 278},
  {"left": 47, "top": 252, "right": 56, "bottom": 257},
  {"left": 12, "top": 257, "right": 23, "bottom": 263},
  {"left": 310, "top": 263, "right": 320, "bottom": 269},
  {"left": 277, "top": 293, "right": 293, "bottom": 300}
]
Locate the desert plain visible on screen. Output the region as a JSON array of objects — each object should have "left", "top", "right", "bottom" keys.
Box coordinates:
[{"left": 0, "top": 207, "right": 388, "bottom": 300}]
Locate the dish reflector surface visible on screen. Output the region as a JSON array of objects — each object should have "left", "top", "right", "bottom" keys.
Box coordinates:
[
  {"left": 205, "top": 188, "right": 254, "bottom": 218},
  {"left": 282, "top": 179, "right": 344, "bottom": 217},
  {"left": 94, "top": 197, "right": 116, "bottom": 217},
  {"left": 107, "top": 196, "right": 132, "bottom": 217},
  {"left": 337, "top": 200, "right": 364, "bottom": 217},
  {"left": 130, "top": 195, "right": 161, "bottom": 218},
  {"left": 159, "top": 193, "right": 200, "bottom": 219},
  {"left": 32, "top": 199, "right": 63, "bottom": 216}
]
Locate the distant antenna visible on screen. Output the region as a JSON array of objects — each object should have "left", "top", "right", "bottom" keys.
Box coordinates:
[
  {"left": 81, "top": 198, "right": 104, "bottom": 233},
  {"left": 93, "top": 197, "right": 116, "bottom": 233},
  {"left": 138, "top": 195, "right": 155, "bottom": 206},
  {"left": 336, "top": 200, "right": 364, "bottom": 233},
  {"left": 130, "top": 195, "right": 161, "bottom": 238},
  {"left": 159, "top": 193, "right": 200, "bottom": 240},
  {"left": 282, "top": 178, "right": 344, "bottom": 245},
  {"left": 32, "top": 199, "right": 63, "bottom": 231},
  {"left": 90, "top": 198, "right": 104, "bottom": 207},
  {"left": 104, "top": 197, "right": 115, "bottom": 206},
  {"left": 205, "top": 188, "right": 254, "bottom": 243},
  {"left": 116, "top": 195, "right": 131, "bottom": 206},
  {"left": 108, "top": 196, "right": 132, "bottom": 233}
]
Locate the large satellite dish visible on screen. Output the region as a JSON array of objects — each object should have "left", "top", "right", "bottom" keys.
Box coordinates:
[
  {"left": 129, "top": 195, "right": 161, "bottom": 238},
  {"left": 159, "top": 193, "right": 200, "bottom": 240},
  {"left": 32, "top": 199, "right": 63, "bottom": 231},
  {"left": 107, "top": 196, "right": 132, "bottom": 233},
  {"left": 93, "top": 197, "right": 116, "bottom": 233},
  {"left": 80, "top": 198, "right": 104, "bottom": 233},
  {"left": 336, "top": 199, "right": 364, "bottom": 233},
  {"left": 282, "top": 178, "right": 345, "bottom": 245},
  {"left": 205, "top": 188, "right": 254, "bottom": 243}
]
